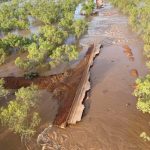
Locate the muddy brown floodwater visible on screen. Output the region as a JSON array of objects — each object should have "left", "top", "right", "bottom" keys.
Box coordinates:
[{"left": 40, "top": 1, "right": 150, "bottom": 150}]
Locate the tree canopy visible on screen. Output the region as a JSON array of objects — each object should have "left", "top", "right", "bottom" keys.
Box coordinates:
[
  {"left": 0, "top": 0, "right": 88, "bottom": 72},
  {"left": 0, "top": 78, "right": 9, "bottom": 98},
  {"left": 0, "top": 84, "right": 40, "bottom": 141}
]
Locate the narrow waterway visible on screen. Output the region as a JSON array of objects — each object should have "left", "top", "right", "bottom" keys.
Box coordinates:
[{"left": 43, "top": 2, "right": 150, "bottom": 150}]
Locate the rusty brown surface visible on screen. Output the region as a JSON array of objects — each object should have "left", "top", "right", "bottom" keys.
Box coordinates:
[{"left": 2, "top": 44, "right": 95, "bottom": 127}]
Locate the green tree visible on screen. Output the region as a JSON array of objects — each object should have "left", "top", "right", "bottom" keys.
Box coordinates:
[
  {"left": 134, "top": 75, "right": 150, "bottom": 113},
  {"left": 0, "top": 0, "right": 87, "bottom": 71},
  {"left": 81, "top": 0, "right": 95, "bottom": 16},
  {"left": 0, "top": 78, "right": 9, "bottom": 98},
  {"left": 15, "top": 57, "right": 36, "bottom": 71},
  {"left": 0, "top": 84, "right": 40, "bottom": 141},
  {"left": 49, "top": 45, "right": 78, "bottom": 67},
  {"left": 0, "top": 48, "right": 6, "bottom": 65},
  {"left": 72, "top": 19, "right": 87, "bottom": 39}
]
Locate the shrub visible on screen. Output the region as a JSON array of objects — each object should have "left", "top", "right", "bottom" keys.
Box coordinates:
[
  {"left": 0, "top": 85, "right": 40, "bottom": 141},
  {"left": 81, "top": 0, "right": 95, "bottom": 16},
  {"left": 0, "top": 78, "right": 9, "bottom": 98},
  {"left": 134, "top": 75, "right": 150, "bottom": 113}
]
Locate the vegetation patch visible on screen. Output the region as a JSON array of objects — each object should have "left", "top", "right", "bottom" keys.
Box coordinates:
[
  {"left": 0, "top": 0, "right": 88, "bottom": 73},
  {"left": 81, "top": 0, "right": 95, "bottom": 16},
  {"left": 0, "top": 84, "right": 40, "bottom": 142}
]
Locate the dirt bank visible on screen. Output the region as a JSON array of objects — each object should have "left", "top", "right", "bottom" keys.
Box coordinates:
[{"left": 3, "top": 44, "right": 97, "bottom": 127}]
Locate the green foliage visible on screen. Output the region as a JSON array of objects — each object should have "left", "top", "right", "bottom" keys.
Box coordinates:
[
  {"left": 134, "top": 75, "right": 150, "bottom": 113},
  {"left": 0, "top": 0, "right": 88, "bottom": 72},
  {"left": 0, "top": 0, "right": 11, "bottom": 2},
  {"left": 15, "top": 85, "right": 39, "bottom": 107},
  {"left": 0, "top": 0, "right": 29, "bottom": 31},
  {"left": 72, "top": 19, "right": 87, "bottom": 39},
  {"left": 24, "top": 72, "right": 39, "bottom": 80},
  {"left": 0, "top": 0, "right": 83, "bottom": 31},
  {"left": 16, "top": 1, "right": 85, "bottom": 71},
  {"left": 49, "top": 45, "right": 78, "bottom": 67},
  {"left": 134, "top": 75, "right": 150, "bottom": 145},
  {"left": 146, "top": 61, "right": 150, "bottom": 68},
  {"left": 15, "top": 57, "right": 36, "bottom": 71},
  {"left": 0, "top": 48, "right": 6, "bottom": 65},
  {"left": 0, "top": 33, "right": 31, "bottom": 64},
  {"left": 27, "top": 42, "right": 47, "bottom": 62},
  {"left": 0, "top": 78, "right": 9, "bottom": 98},
  {"left": 40, "top": 25, "right": 68, "bottom": 47},
  {"left": 28, "top": 0, "right": 62, "bottom": 25},
  {"left": 82, "top": 0, "right": 95, "bottom": 16},
  {"left": 0, "top": 84, "right": 40, "bottom": 140},
  {"left": 59, "top": 12, "right": 74, "bottom": 32},
  {"left": 140, "top": 132, "right": 150, "bottom": 142},
  {"left": 2, "top": 33, "right": 31, "bottom": 51},
  {"left": 144, "top": 44, "right": 150, "bottom": 58}
]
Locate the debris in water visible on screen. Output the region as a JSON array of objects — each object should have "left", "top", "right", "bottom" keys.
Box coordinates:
[
  {"left": 130, "top": 69, "right": 139, "bottom": 77},
  {"left": 123, "top": 45, "right": 135, "bottom": 61},
  {"left": 126, "top": 103, "right": 131, "bottom": 107}
]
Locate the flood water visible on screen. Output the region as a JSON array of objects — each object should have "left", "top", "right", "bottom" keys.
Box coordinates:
[
  {"left": 41, "top": 2, "right": 150, "bottom": 150},
  {"left": 0, "top": 3, "right": 84, "bottom": 77},
  {"left": 0, "top": 1, "right": 150, "bottom": 150}
]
